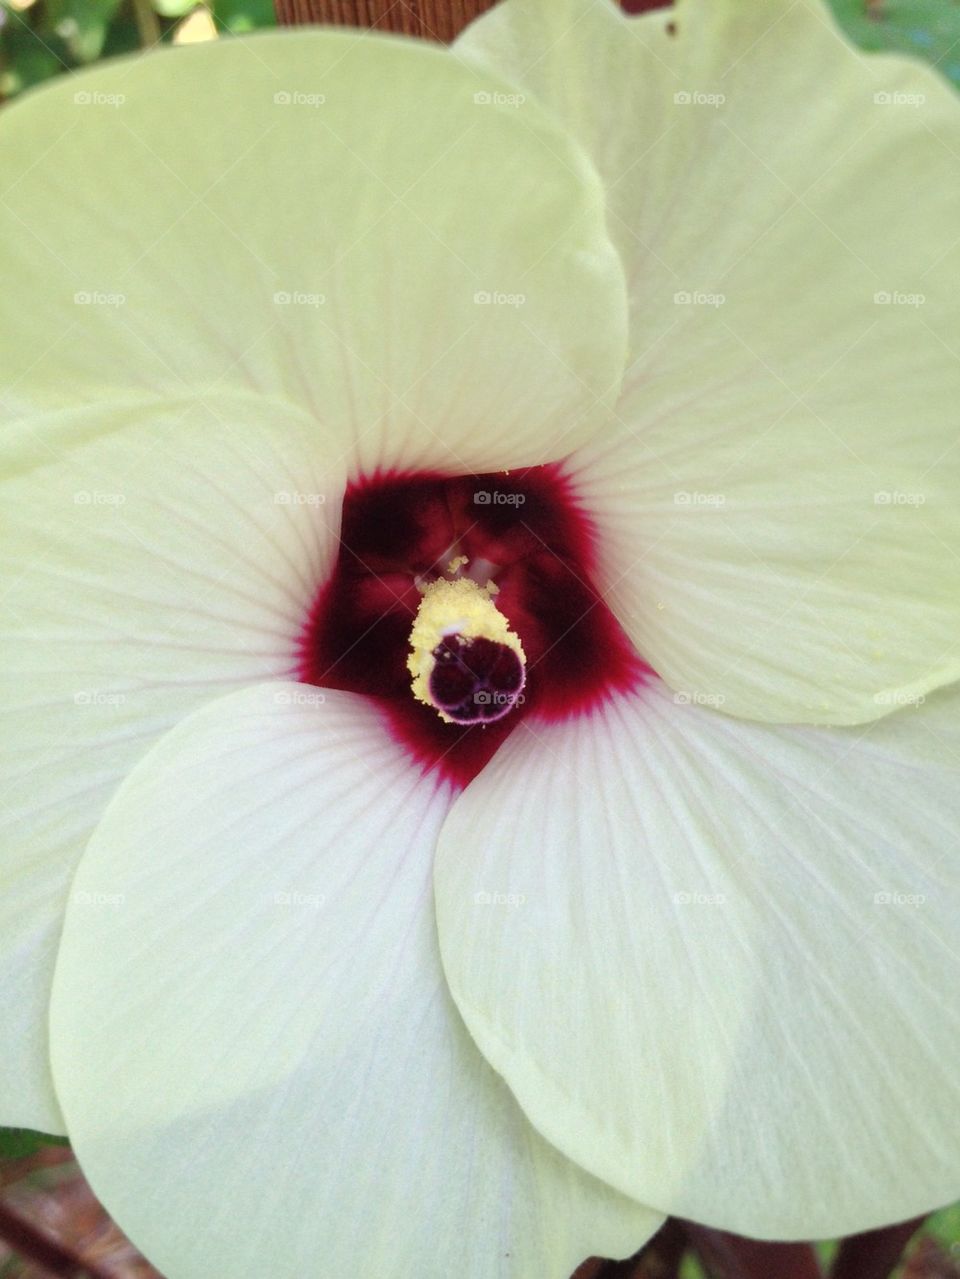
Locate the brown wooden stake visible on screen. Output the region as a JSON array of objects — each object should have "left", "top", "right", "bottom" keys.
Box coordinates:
[
  {"left": 830, "top": 1217, "right": 925, "bottom": 1279},
  {"left": 683, "top": 1224, "right": 824, "bottom": 1279},
  {"left": 0, "top": 1200, "right": 114, "bottom": 1279},
  {"left": 273, "top": 0, "right": 498, "bottom": 41}
]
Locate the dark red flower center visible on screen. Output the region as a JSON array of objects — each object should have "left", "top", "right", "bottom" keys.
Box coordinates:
[{"left": 298, "top": 463, "right": 647, "bottom": 788}]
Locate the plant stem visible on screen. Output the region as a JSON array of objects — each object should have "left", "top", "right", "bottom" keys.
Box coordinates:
[{"left": 131, "top": 0, "right": 162, "bottom": 48}]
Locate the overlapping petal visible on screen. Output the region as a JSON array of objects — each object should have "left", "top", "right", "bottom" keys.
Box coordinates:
[
  {"left": 435, "top": 679, "right": 960, "bottom": 1237},
  {"left": 0, "top": 28, "right": 626, "bottom": 474},
  {"left": 0, "top": 23, "right": 628, "bottom": 1127},
  {"left": 458, "top": 0, "right": 960, "bottom": 724},
  {"left": 50, "top": 684, "right": 661, "bottom": 1278},
  {"left": 0, "top": 395, "right": 340, "bottom": 1129}
]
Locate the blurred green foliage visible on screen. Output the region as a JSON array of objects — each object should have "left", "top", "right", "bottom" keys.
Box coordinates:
[
  {"left": 832, "top": 0, "right": 960, "bottom": 88},
  {"left": 0, "top": 0, "right": 275, "bottom": 100},
  {"left": 0, "top": 1127, "right": 69, "bottom": 1159},
  {"left": 2, "top": 0, "right": 960, "bottom": 103}
]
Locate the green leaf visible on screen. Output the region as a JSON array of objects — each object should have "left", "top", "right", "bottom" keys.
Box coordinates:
[
  {"left": 0, "top": 11, "right": 66, "bottom": 97},
  {"left": 100, "top": 10, "right": 151, "bottom": 57},
  {"left": 680, "top": 1256, "right": 708, "bottom": 1279},
  {"left": 153, "top": 0, "right": 199, "bottom": 19},
  {"left": 829, "top": 0, "right": 960, "bottom": 90},
  {"left": 925, "top": 1200, "right": 960, "bottom": 1254},
  {"left": 0, "top": 1127, "right": 69, "bottom": 1160},
  {"left": 212, "top": 0, "right": 275, "bottom": 35},
  {"left": 42, "top": 0, "right": 123, "bottom": 63}
]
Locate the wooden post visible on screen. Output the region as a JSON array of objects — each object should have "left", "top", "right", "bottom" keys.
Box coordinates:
[{"left": 273, "top": 0, "right": 498, "bottom": 42}]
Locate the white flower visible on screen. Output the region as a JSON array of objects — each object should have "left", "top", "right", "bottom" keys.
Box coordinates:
[{"left": 1, "top": 1, "right": 958, "bottom": 1275}]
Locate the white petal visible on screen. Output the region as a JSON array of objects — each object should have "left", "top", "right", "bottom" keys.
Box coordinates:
[
  {"left": 1, "top": 29, "right": 626, "bottom": 474},
  {"left": 50, "top": 684, "right": 661, "bottom": 1278},
  {"left": 435, "top": 679, "right": 960, "bottom": 1237},
  {"left": 1, "top": 23, "right": 627, "bottom": 1131},
  {"left": 0, "top": 396, "right": 340, "bottom": 1130},
  {"left": 458, "top": 0, "right": 960, "bottom": 723}
]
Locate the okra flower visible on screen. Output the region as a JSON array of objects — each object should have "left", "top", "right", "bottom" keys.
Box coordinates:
[{"left": 1, "top": 1, "right": 958, "bottom": 1275}]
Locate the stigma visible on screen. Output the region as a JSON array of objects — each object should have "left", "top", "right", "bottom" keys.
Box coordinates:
[{"left": 407, "top": 575, "right": 526, "bottom": 725}]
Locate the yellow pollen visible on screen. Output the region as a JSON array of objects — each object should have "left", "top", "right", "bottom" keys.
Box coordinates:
[{"left": 407, "top": 577, "right": 525, "bottom": 723}]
